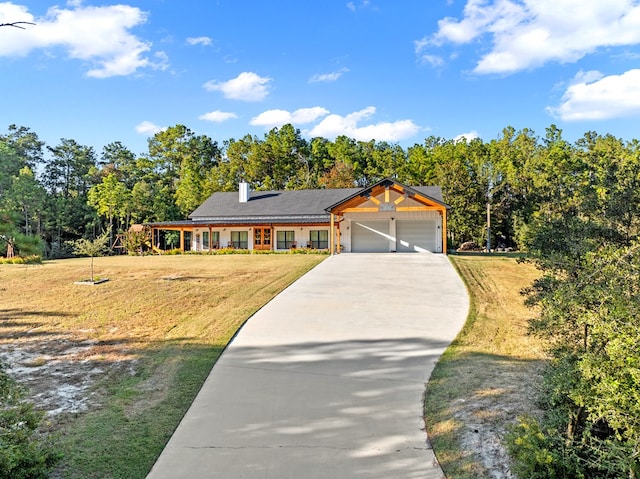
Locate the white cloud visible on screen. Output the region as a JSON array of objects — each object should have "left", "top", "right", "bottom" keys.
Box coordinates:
[
  {"left": 453, "top": 130, "right": 480, "bottom": 142},
  {"left": 203, "top": 72, "right": 271, "bottom": 101},
  {"left": 306, "top": 106, "right": 420, "bottom": 142},
  {"left": 0, "top": 2, "right": 163, "bottom": 78},
  {"left": 418, "top": 54, "right": 444, "bottom": 68},
  {"left": 250, "top": 107, "right": 329, "bottom": 128},
  {"left": 199, "top": 110, "right": 238, "bottom": 122},
  {"left": 547, "top": 69, "right": 640, "bottom": 121},
  {"left": 417, "top": 0, "right": 640, "bottom": 74},
  {"left": 186, "top": 36, "right": 213, "bottom": 46},
  {"left": 309, "top": 68, "right": 349, "bottom": 83},
  {"left": 135, "top": 121, "right": 165, "bottom": 135},
  {"left": 347, "top": 1, "right": 373, "bottom": 12}
]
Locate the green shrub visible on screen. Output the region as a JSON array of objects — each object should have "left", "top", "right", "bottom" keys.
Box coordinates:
[
  {"left": 0, "top": 363, "right": 62, "bottom": 479},
  {"left": 506, "top": 416, "right": 568, "bottom": 479},
  {"left": 0, "top": 255, "right": 42, "bottom": 264}
]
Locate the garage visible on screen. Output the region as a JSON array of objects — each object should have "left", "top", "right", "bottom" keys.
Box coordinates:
[
  {"left": 396, "top": 218, "right": 439, "bottom": 253},
  {"left": 351, "top": 220, "right": 390, "bottom": 252}
]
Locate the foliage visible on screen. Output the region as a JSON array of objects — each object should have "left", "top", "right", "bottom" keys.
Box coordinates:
[
  {"left": 73, "top": 231, "right": 110, "bottom": 281},
  {"left": 0, "top": 254, "right": 42, "bottom": 264},
  {"left": 511, "top": 131, "right": 640, "bottom": 478},
  {"left": 123, "top": 226, "right": 151, "bottom": 254},
  {"left": 506, "top": 416, "right": 570, "bottom": 479},
  {"left": 0, "top": 362, "right": 62, "bottom": 479}
]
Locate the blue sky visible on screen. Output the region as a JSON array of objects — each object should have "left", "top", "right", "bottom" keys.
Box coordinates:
[{"left": 2, "top": 0, "right": 640, "bottom": 157}]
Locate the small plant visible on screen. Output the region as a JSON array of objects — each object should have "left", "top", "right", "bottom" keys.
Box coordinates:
[
  {"left": 73, "top": 231, "right": 110, "bottom": 282},
  {"left": 0, "top": 362, "right": 62, "bottom": 478}
]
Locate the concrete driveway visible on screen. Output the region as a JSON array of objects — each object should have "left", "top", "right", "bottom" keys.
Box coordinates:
[{"left": 146, "top": 253, "right": 469, "bottom": 479}]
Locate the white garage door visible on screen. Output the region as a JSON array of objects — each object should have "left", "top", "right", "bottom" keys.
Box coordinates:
[
  {"left": 352, "top": 220, "right": 390, "bottom": 252},
  {"left": 396, "top": 219, "right": 438, "bottom": 253}
]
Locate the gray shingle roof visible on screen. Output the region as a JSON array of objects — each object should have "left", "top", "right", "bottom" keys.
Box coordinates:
[
  {"left": 189, "top": 188, "right": 360, "bottom": 220},
  {"left": 189, "top": 182, "right": 445, "bottom": 221}
]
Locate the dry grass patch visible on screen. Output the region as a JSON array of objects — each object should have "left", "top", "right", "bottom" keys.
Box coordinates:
[
  {"left": 0, "top": 254, "right": 325, "bottom": 478},
  {"left": 425, "top": 254, "right": 548, "bottom": 479}
]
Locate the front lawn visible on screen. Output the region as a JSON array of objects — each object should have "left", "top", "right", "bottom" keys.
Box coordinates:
[{"left": 0, "top": 254, "right": 325, "bottom": 478}]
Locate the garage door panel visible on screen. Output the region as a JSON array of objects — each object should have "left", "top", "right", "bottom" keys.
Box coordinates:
[
  {"left": 352, "top": 220, "right": 389, "bottom": 253},
  {"left": 397, "top": 219, "right": 436, "bottom": 253}
]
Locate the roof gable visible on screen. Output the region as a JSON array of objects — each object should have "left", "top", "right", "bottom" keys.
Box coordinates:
[{"left": 325, "top": 178, "right": 449, "bottom": 213}]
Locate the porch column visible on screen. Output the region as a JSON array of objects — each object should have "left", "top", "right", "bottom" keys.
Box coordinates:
[
  {"left": 180, "top": 228, "right": 184, "bottom": 252},
  {"left": 208, "top": 226, "right": 213, "bottom": 250},
  {"left": 442, "top": 209, "right": 448, "bottom": 255},
  {"left": 330, "top": 213, "right": 335, "bottom": 255}
]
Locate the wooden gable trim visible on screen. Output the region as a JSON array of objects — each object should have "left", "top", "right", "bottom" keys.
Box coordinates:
[{"left": 328, "top": 182, "right": 446, "bottom": 215}]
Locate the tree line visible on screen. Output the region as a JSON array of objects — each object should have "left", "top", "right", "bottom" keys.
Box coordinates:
[{"left": 4, "top": 121, "right": 638, "bottom": 257}]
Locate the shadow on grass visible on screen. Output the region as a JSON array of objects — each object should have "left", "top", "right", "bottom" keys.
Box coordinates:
[{"left": 0, "top": 308, "right": 74, "bottom": 320}]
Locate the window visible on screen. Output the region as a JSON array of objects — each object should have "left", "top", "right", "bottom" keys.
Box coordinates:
[
  {"left": 230, "top": 231, "right": 248, "bottom": 249},
  {"left": 276, "top": 230, "right": 295, "bottom": 249},
  {"left": 309, "top": 230, "right": 329, "bottom": 249},
  {"left": 203, "top": 231, "right": 220, "bottom": 249}
]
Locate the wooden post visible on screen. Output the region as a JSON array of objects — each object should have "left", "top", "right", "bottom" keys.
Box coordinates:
[
  {"left": 180, "top": 228, "right": 184, "bottom": 252},
  {"left": 442, "top": 209, "right": 447, "bottom": 255},
  {"left": 330, "top": 213, "right": 335, "bottom": 255}
]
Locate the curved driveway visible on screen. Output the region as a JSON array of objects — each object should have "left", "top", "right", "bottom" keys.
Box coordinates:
[{"left": 147, "top": 253, "right": 469, "bottom": 479}]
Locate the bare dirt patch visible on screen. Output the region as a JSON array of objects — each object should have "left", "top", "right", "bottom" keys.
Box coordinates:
[
  {"left": 448, "top": 359, "right": 546, "bottom": 479},
  {"left": 0, "top": 329, "right": 137, "bottom": 417}
]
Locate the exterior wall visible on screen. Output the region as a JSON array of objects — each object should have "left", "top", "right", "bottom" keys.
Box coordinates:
[
  {"left": 272, "top": 226, "right": 331, "bottom": 251},
  {"left": 191, "top": 227, "right": 246, "bottom": 250},
  {"left": 190, "top": 226, "right": 331, "bottom": 251}
]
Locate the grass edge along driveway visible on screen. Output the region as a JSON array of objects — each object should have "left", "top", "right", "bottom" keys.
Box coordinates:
[{"left": 424, "top": 254, "right": 547, "bottom": 479}]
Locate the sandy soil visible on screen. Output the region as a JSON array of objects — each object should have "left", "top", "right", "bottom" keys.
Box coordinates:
[
  {"left": 1, "top": 331, "right": 137, "bottom": 417},
  {"left": 446, "top": 360, "right": 545, "bottom": 479}
]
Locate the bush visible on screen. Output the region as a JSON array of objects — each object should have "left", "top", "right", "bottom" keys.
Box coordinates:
[
  {"left": 506, "top": 416, "right": 568, "bottom": 479},
  {"left": 0, "top": 363, "right": 61, "bottom": 479},
  {"left": 0, "top": 255, "right": 42, "bottom": 264}
]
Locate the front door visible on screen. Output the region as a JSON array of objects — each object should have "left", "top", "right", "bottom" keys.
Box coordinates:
[{"left": 253, "top": 227, "right": 272, "bottom": 251}]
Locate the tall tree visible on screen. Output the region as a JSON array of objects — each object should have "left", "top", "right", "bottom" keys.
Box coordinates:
[
  {"left": 43, "top": 139, "right": 97, "bottom": 244},
  {"left": 0, "top": 124, "right": 44, "bottom": 170},
  {"left": 100, "top": 141, "right": 137, "bottom": 188},
  {"left": 3, "top": 167, "right": 46, "bottom": 235},
  {"left": 145, "top": 125, "right": 220, "bottom": 217},
  {"left": 87, "top": 173, "right": 131, "bottom": 244}
]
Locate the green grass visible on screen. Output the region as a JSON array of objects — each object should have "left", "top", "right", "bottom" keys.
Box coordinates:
[
  {"left": 424, "top": 253, "right": 548, "bottom": 478},
  {"left": 1, "top": 254, "right": 326, "bottom": 478}
]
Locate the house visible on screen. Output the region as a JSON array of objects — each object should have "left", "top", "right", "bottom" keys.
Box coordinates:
[{"left": 147, "top": 178, "right": 450, "bottom": 254}]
